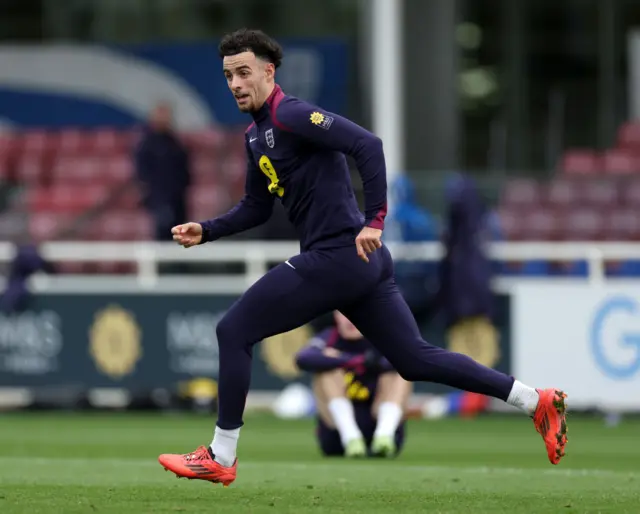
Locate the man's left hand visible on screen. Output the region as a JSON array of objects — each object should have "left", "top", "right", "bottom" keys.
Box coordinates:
[{"left": 355, "top": 227, "right": 383, "bottom": 263}]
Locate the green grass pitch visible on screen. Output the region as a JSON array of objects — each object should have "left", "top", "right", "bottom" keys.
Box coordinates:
[{"left": 0, "top": 411, "right": 638, "bottom": 513}]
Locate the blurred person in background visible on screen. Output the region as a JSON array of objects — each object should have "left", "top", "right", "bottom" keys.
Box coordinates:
[
  {"left": 416, "top": 174, "right": 495, "bottom": 419},
  {"left": 0, "top": 239, "right": 54, "bottom": 313},
  {"left": 383, "top": 175, "right": 439, "bottom": 322},
  {"left": 426, "top": 172, "right": 497, "bottom": 381},
  {"left": 386, "top": 174, "right": 493, "bottom": 419},
  {"left": 295, "top": 311, "right": 411, "bottom": 458},
  {"left": 134, "top": 101, "right": 191, "bottom": 243}
]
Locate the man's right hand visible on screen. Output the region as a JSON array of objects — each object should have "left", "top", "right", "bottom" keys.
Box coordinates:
[
  {"left": 171, "top": 222, "right": 203, "bottom": 248},
  {"left": 322, "top": 347, "right": 342, "bottom": 358}
]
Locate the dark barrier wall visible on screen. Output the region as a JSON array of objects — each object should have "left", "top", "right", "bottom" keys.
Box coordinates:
[{"left": 0, "top": 293, "right": 511, "bottom": 396}]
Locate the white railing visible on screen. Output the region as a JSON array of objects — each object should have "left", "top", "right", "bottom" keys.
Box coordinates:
[{"left": 1, "top": 241, "right": 639, "bottom": 291}]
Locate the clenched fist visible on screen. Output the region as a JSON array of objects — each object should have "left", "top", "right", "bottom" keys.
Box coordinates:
[
  {"left": 355, "top": 226, "right": 382, "bottom": 263},
  {"left": 171, "top": 222, "right": 203, "bottom": 248}
]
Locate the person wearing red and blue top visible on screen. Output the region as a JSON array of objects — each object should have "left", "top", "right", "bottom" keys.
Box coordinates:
[
  {"left": 158, "top": 28, "right": 569, "bottom": 487},
  {"left": 296, "top": 311, "right": 411, "bottom": 458}
]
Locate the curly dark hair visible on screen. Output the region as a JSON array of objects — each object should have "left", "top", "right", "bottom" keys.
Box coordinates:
[{"left": 218, "top": 28, "right": 283, "bottom": 68}]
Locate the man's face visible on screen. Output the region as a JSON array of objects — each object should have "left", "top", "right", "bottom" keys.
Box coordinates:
[
  {"left": 223, "top": 51, "right": 273, "bottom": 112},
  {"left": 334, "top": 311, "right": 363, "bottom": 340},
  {"left": 150, "top": 104, "right": 172, "bottom": 131}
]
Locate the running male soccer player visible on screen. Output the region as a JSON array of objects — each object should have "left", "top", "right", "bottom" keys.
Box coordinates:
[
  {"left": 158, "top": 28, "right": 568, "bottom": 487},
  {"left": 295, "top": 311, "right": 411, "bottom": 459}
]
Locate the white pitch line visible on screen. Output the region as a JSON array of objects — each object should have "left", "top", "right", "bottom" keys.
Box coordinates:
[{"left": 0, "top": 456, "right": 635, "bottom": 479}]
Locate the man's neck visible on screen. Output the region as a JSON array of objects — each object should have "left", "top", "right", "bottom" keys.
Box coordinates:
[{"left": 253, "top": 83, "right": 276, "bottom": 112}]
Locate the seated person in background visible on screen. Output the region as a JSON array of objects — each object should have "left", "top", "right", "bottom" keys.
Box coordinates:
[
  {"left": 296, "top": 311, "right": 412, "bottom": 458},
  {"left": 0, "top": 240, "right": 55, "bottom": 313}
]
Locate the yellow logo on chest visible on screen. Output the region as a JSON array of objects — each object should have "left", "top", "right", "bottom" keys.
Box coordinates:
[{"left": 259, "top": 155, "right": 284, "bottom": 197}]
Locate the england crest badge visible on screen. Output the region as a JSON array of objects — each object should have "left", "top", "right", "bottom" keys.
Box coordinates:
[{"left": 265, "top": 128, "right": 275, "bottom": 148}]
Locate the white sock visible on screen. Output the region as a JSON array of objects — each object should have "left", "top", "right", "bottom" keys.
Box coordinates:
[
  {"left": 507, "top": 380, "right": 540, "bottom": 416},
  {"left": 210, "top": 426, "right": 240, "bottom": 467},
  {"left": 328, "top": 397, "right": 363, "bottom": 445},
  {"left": 374, "top": 402, "right": 403, "bottom": 438}
]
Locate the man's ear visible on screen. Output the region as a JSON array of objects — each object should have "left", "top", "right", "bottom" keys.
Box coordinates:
[{"left": 265, "top": 62, "right": 276, "bottom": 81}]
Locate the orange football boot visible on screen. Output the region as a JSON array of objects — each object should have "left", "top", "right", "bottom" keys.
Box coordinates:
[
  {"left": 158, "top": 446, "right": 237, "bottom": 487},
  {"left": 533, "top": 388, "right": 568, "bottom": 465}
]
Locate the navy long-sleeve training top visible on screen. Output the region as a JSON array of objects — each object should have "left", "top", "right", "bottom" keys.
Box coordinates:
[{"left": 199, "top": 84, "right": 387, "bottom": 252}]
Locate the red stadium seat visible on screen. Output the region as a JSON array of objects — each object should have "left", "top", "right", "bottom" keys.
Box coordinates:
[
  {"left": 20, "top": 129, "right": 58, "bottom": 157},
  {"left": 581, "top": 179, "right": 619, "bottom": 207},
  {"left": 111, "top": 188, "right": 142, "bottom": 210},
  {"left": 26, "top": 185, "right": 109, "bottom": 213},
  {"left": 522, "top": 208, "right": 562, "bottom": 240},
  {"left": 96, "top": 210, "right": 153, "bottom": 240},
  {"left": 51, "top": 156, "right": 103, "bottom": 183},
  {"left": 496, "top": 207, "right": 521, "bottom": 240},
  {"left": 601, "top": 149, "right": 640, "bottom": 175},
  {"left": 56, "top": 128, "right": 136, "bottom": 156},
  {"left": 191, "top": 153, "right": 220, "bottom": 185},
  {"left": 0, "top": 153, "right": 11, "bottom": 181},
  {"left": 559, "top": 149, "right": 600, "bottom": 176},
  {"left": 616, "top": 122, "right": 640, "bottom": 150},
  {"left": 619, "top": 179, "right": 640, "bottom": 206},
  {"left": 0, "top": 133, "right": 19, "bottom": 168},
  {"left": 105, "top": 155, "right": 133, "bottom": 183},
  {"left": 219, "top": 129, "right": 246, "bottom": 154},
  {"left": 15, "top": 155, "right": 49, "bottom": 185},
  {"left": 52, "top": 155, "right": 132, "bottom": 184},
  {"left": 500, "top": 179, "right": 542, "bottom": 206},
  {"left": 18, "top": 126, "right": 250, "bottom": 274},
  {"left": 181, "top": 128, "right": 224, "bottom": 153},
  {"left": 28, "top": 212, "right": 72, "bottom": 241},
  {"left": 562, "top": 207, "right": 605, "bottom": 240},
  {"left": 91, "top": 128, "right": 134, "bottom": 154},
  {"left": 219, "top": 129, "right": 248, "bottom": 166},
  {"left": 603, "top": 208, "right": 640, "bottom": 241},
  {"left": 56, "top": 128, "right": 90, "bottom": 155},
  {"left": 0, "top": 132, "right": 17, "bottom": 152},
  {"left": 222, "top": 155, "right": 248, "bottom": 199},
  {"left": 545, "top": 179, "right": 581, "bottom": 206},
  {"left": 188, "top": 186, "right": 227, "bottom": 221}
]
